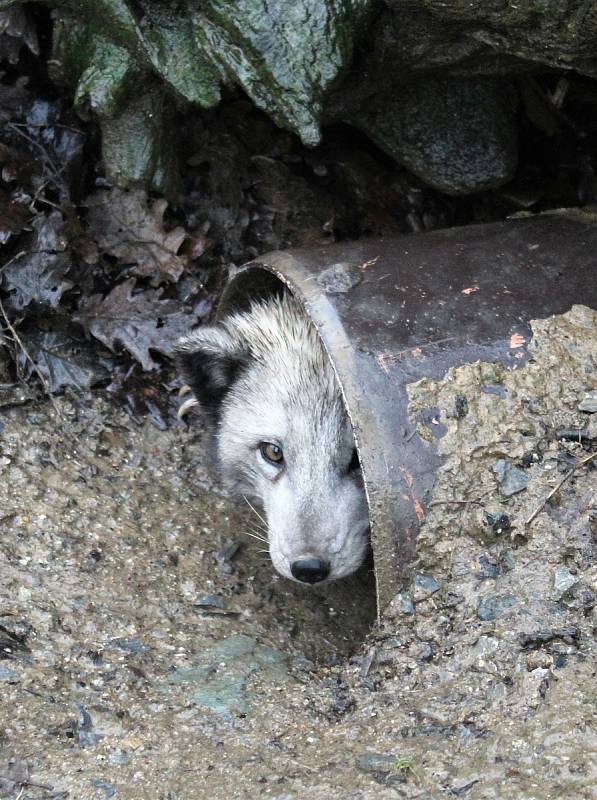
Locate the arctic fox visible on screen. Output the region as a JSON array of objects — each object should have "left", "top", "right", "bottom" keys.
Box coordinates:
[{"left": 175, "top": 293, "right": 370, "bottom": 585}]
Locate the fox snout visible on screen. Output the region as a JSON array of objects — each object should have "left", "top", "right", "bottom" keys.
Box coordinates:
[{"left": 290, "top": 556, "right": 331, "bottom": 584}]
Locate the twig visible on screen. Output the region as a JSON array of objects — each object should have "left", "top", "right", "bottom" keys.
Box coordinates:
[
  {"left": 525, "top": 451, "right": 596, "bottom": 526},
  {"left": 429, "top": 499, "right": 482, "bottom": 507},
  {"left": 0, "top": 250, "right": 28, "bottom": 275},
  {"left": 0, "top": 297, "right": 66, "bottom": 423}
]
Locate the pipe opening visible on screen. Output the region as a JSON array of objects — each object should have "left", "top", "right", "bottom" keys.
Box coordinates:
[{"left": 216, "top": 265, "right": 378, "bottom": 654}]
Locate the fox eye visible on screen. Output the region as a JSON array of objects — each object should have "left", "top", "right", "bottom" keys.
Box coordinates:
[
  {"left": 348, "top": 448, "right": 360, "bottom": 473},
  {"left": 259, "top": 442, "right": 284, "bottom": 465}
]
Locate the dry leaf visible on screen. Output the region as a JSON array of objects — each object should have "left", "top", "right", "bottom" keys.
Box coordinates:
[{"left": 86, "top": 188, "right": 187, "bottom": 285}]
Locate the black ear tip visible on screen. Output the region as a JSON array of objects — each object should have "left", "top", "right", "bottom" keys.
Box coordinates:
[{"left": 173, "top": 334, "right": 247, "bottom": 416}]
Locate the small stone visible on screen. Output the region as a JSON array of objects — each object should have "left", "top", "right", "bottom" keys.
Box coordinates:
[
  {"left": 216, "top": 540, "right": 242, "bottom": 562},
  {"left": 578, "top": 390, "right": 597, "bottom": 413},
  {"left": 471, "top": 635, "right": 499, "bottom": 659},
  {"left": 26, "top": 413, "right": 48, "bottom": 425},
  {"left": 413, "top": 573, "right": 440, "bottom": 601},
  {"left": 453, "top": 395, "right": 469, "bottom": 418},
  {"left": 492, "top": 459, "right": 529, "bottom": 496},
  {"left": 194, "top": 593, "right": 226, "bottom": 610},
  {"left": 417, "top": 642, "right": 434, "bottom": 661},
  {"left": 356, "top": 752, "right": 396, "bottom": 773},
  {"left": 0, "top": 665, "right": 19, "bottom": 682},
  {"left": 120, "top": 735, "right": 143, "bottom": 751},
  {"left": 553, "top": 566, "right": 578, "bottom": 596},
  {"left": 90, "top": 780, "right": 116, "bottom": 798},
  {"left": 317, "top": 262, "right": 362, "bottom": 293},
  {"left": 75, "top": 703, "right": 103, "bottom": 748},
  {"left": 109, "top": 749, "right": 130, "bottom": 765},
  {"left": 500, "top": 550, "right": 515, "bottom": 572},
  {"left": 477, "top": 554, "right": 500, "bottom": 578},
  {"left": 477, "top": 594, "right": 517, "bottom": 621},
  {"left": 393, "top": 592, "right": 415, "bottom": 615}
]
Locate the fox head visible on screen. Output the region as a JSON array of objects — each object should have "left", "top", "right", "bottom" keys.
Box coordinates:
[{"left": 175, "top": 294, "right": 370, "bottom": 585}]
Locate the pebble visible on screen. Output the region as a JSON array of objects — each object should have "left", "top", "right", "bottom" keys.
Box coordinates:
[
  {"left": 492, "top": 459, "right": 529, "bottom": 496},
  {"left": 578, "top": 390, "right": 597, "bottom": 413},
  {"left": 477, "top": 594, "right": 517, "bottom": 621},
  {"left": 484, "top": 510, "right": 511, "bottom": 534},
  {"left": 109, "top": 750, "right": 130, "bottom": 766},
  {"left": 417, "top": 642, "right": 434, "bottom": 661},
  {"left": 90, "top": 780, "right": 116, "bottom": 798},
  {"left": 0, "top": 665, "right": 19, "bottom": 682},
  {"left": 393, "top": 592, "right": 415, "bottom": 614},
  {"left": 194, "top": 593, "right": 226, "bottom": 610},
  {"left": 553, "top": 566, "right": 578, "bottom": 596},
  {"left": 356, "top": 752, "right": 396, "bottom": 773},
  {"left": 167, "top": 634, "right": 289, "bottom": 716},
  {"left": 413, "top": 574, "right": 440, "bottom": 601}
]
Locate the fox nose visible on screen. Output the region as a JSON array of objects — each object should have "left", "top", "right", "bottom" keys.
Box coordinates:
[{"left": 291, "top": 557, "right": 330, "bottom": 584}]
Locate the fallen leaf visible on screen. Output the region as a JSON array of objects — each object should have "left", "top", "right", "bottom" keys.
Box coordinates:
[
  {"left": 2, "top": 212, "right": 72, "bottom": 309},
  {"left": 18, "top": 325, "right": 108, "bottom": 393},
  {"left": 86, "top": 188, "right": 187, "bottom": 285},
  {"left": 0, "top": 187, "right": 29, "bottom": 243},
  {"left": 75, "top": 278, "right": 197, "bottom": 370}
]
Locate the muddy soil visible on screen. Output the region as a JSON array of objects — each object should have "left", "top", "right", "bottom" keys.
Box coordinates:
[{"left": 0, "top": 306, "right": 595, "bottom": 799}]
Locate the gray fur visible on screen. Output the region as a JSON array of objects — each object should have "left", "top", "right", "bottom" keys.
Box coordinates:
[{"left": 175, "top": 293, "right": 369, "bottom": 583}]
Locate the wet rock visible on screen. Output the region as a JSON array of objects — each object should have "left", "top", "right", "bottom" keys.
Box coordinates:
[
  {"left": 356, "top": 752, "right": 396, "bottom": 773},
  {"left": 555, "top": 427, "right": 594, "bottom": 445},
  {"left": 317, "top": 262, "right": 363, "bottom": 293},
  {"left": 0, "top": 665, "right": 19, "bottom": 682},
  {"left": 553, "top": 566, "right": 579, "bottom": 597},
  {"left": 215, "top": 539, "right": 243, "bottom": 574},
  {"left": 90, "top": 780, "right": 117, "bottom": 798},
  {"left": 167, "top": 634, "right": 289, "bottom": 716},
  {"left": 449, "top": 777, "right": 481, "bottom": 796},
  {"left": 578, "top": 390, "right": 597, "bottom": 413},
  {"left": 75, "top": 703, "right": 103, "bottom": 748},
  {"left": 518, "top": 628, "right": 579, "bottom": 650},
  {"left": 108, "top": 749, "right": 130, "bottom": 766},
  {"left": 413, "top": 574, "right": 439, "bottom": 602},
  {"left": 0, "top": 616, "right": 31, "bottom": 657},
  {"left": 393, "top": 592, "right": 415, "bottom": 615},
  {"left": 492, "top": 459, "right": 529, "bottom": 497},
  {"left": 477, "top": 594, "right": 517, "bottom": 621},
  {"left": 46, "top": 0, "right": 369, "bottom": 189},
  {"left": 347, "top": 76, "right": 517, "bottom": 195},
  {"left": 193, "top": 594, "right": 240, "bottom": 617},
  {"left": 417, "top": 642, "right": 434, "bottom": 662},
  {"left": 470, "top": 635, "right": 499, "bottom": 661},
  {"left": 194, "top": 593, "right": 226, "bottom": 610},
  {"left": 453, "top": 395, "right": 469, "bottom": 419},
  {"left": 476, "top": 554, "right": 500, "bottom": 579}
]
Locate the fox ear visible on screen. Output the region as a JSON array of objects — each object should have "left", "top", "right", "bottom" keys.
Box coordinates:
[{"left": 174, "top": 326, "right": 248, "bottom": 417}]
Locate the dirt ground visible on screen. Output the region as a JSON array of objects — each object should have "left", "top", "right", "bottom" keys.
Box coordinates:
[{"left": 0, "top": 305, "right": 595, "bottom": 800}]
